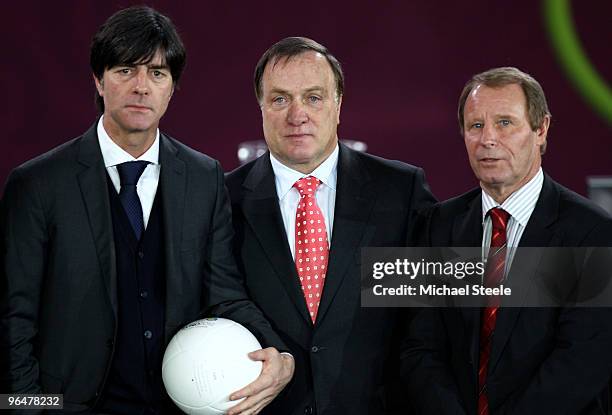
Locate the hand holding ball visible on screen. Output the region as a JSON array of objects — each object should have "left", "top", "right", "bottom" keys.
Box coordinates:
[{"left": 162, "top": 318, "right": 263, "bottom": 414}]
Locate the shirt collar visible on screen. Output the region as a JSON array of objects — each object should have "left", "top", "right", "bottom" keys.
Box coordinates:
[
  {"left": 97, "top": 115, "right": 160, "bottom": 168},
  {"left": 270, "top": 144, "right": 339, "bottom": 200},
  {"left": 481, "top": 167, "right": 544, "bottom": 226}
]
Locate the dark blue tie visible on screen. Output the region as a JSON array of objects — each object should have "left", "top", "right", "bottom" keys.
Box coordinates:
[{"left": 117, "top": 161, "right": 149, "bottom": 240}]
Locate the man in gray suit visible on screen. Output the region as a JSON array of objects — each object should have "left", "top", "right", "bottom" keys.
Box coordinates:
[
  {"left": 226, "top": 37, "right": 436, "bottom": 415},
  {"left": 0, "top": 6, "right": 293, "bottom": 414}
]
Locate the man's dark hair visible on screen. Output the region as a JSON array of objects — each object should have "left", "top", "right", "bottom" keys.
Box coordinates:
[
  {"left": 90, "top": 6, "right": 186, "bottom": 112},
  {"left": 254, "top": 37, "right": 344, "bottom": 103}
]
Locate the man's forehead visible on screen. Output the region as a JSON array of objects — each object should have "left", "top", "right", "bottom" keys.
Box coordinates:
[
  {"left": 263, "top": 52, "right": 333, "bottom": 89},
  {"left": 470, "top": 83, "right": 524, "bottom": 100},
  {"left": 266, "top": 51, "right": 331, "bottom": 75},
  {"left": 115, "top": 49, "right": 168, "bottom": 67},
  {"left": 137, "top": 50, "right": 168, "bottom": 66},
  {"left": 467, "top": 83, "right": 527, "bottom": 111},
  {"left": 271, "top": 50, "right": 324, "bottom": 65}
]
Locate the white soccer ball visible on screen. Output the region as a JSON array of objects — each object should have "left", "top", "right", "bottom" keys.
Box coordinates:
[{"left": 162, "top": 318, "right": 263, "bottom": 414}]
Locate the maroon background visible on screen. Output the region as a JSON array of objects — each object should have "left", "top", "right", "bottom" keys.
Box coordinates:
[{"left": 3, "top": 1, "right": 610, "bottom": 200}]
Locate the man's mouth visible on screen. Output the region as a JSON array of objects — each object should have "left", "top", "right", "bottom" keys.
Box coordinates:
[{"left": 125, "top": 105, "right": 151, "bottom": 111}]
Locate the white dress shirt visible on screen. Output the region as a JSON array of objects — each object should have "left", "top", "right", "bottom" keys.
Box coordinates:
[
  {"left": 481, "top": 167, "right": 544, "bottom": 273},
  {"left": 97, "top": 116, "right": 161, "bottom": 229},
  {"left": 270, "top": 145, "right": 339, "bottom": 259}
]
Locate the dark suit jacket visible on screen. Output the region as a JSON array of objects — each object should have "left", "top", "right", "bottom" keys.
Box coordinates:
[
  {"left": 0, "top": 123, "right": 286, "bottom": 411},
  {"left": 401, "top": 174, "right": 612, "bottom": 415},
  {"left": 226, "top": 143, "right": 436, "bottom": 415}
]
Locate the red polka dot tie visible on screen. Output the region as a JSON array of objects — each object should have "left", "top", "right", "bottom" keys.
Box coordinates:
[{"left": 293, "top": 176, "right": 329, "bottom": 323}]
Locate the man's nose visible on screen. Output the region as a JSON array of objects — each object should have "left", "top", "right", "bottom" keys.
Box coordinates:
[
  {"left": 286, "top": 101, "right": 308, "bottom": 125},
  {"left": 133, "top": 68, "right": 149, "bottom": 95},
  {"left": 480, "top": 123, "right": 498, "bottom": 147}
]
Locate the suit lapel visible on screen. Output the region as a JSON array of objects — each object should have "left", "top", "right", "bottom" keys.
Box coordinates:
[
  {"left": 511, "top": 175, "right": 559, "bottom": 248},
  {"left": 78, "top": 130, "right": 189, "bottom": 337},
  {"left": 489, "top": 175, "right": 560, "bottom": 372},
  {"left": 241, "top": 155, "right": 312, "bottom": 325},
  {"left": 316, "top": 144, "right": 377, "bottom": 325},
  {"left": 158, "top": 135, "right": 187, "bottom": 337},
  {"left": 76, "top": 123, "right": 118, "bottom": 318}
]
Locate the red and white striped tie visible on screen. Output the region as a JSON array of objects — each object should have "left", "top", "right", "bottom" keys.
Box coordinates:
[{"left": 478, "top": 207, "right": 510, "bottom": 415}]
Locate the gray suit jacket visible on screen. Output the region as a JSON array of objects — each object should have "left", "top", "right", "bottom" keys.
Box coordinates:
[
  {"left": 226, "top": 144, "right": 436, "bottom": 414},
  {"left": 0, "top": 123, "right": 286, "bottom": 411},
  {"left": 402, "top": 175, "right": 612, "bottom": 415}
]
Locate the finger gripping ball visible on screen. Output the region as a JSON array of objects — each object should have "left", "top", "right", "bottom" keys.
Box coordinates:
[{"left": 162, "top": 318, "right": 263, "bottom": 414}]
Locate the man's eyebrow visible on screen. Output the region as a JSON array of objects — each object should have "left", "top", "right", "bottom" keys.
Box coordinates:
[
  {"left": 269, "top": 87, "right": 289, "bottom": 95},
  {"left": 114, "top": 62, "right": 169, "bottom": 69},
  {"left": 466, "top": 112, "right": 519, "bottom": 120},
  {"left": 494, "top": 113, "right": 520, "bottom": 119},
  {"left": 268, "top": 86, "right": 328, "bottom": 95},
  {"left": 147, "top": 64, "right": 170, "bottom": 70},
  {"left": 304, "top": 86, "right": 327, "bottom": 94}
]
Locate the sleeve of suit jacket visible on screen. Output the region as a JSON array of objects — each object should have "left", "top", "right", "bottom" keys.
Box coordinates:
[
  {"left": 401, "top": 207, "right": 612, "bottom": 414},
  {"left": 400, "top": 206, "right": 468, "bottom": 415},
  {"left": 495, "top": 219, "right": 612, "bottom": 415},
  {"left": 202, "top": 161, "right": 289, "bottom": 352},
  {"left": 405, "top": 167, "right": 438, "bottom": 246},
  {"left": 0, "top": 168, "right": 46, "bottom": 394},
  {"left": 401, "top": 307, "right": 469, "bottom": 414}
]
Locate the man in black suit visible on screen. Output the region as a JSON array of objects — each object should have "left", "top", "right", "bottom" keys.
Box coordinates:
[
  {"left": 0, "top": 6, "right": 293, "bottom": 414},
  {"left": 225, "top": 37, "right": 436, "bottom": 414},
  {"left": 401, "top": 67, "right": 612, "bottom": 414}
]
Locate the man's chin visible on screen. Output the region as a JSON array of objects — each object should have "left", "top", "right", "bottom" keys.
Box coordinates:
[
  {"left": 122, "top": 112, "right": 158, "bottom": 129},
  {"left": 477, "top": 172, "right": 509, "bottom": 188},
  {"left": 286, "top": 148, "right": 316, "bottom": 163},
  {"left": 121, "top": 121, "right": 157, "bottom": 134}
]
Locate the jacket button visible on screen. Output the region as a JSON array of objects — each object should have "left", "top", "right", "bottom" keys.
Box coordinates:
[
  {"left": 138, "top": 251, "right": 145, "bottom": 259},
  {"left": 311, "top": 346, "right": 319, "bottom": 353},
  {"left": 144, "top": 330, "right": 153, "bottom": 339},
  {"left": 140, "top": 290, "right": 149, "bottom": 299},
  {"left": 304, "top": 406, "right": 314, "bottom": 415}
]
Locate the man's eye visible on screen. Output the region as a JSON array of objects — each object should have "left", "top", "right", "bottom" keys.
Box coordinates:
[
  {"left": 308, "top": 95, "right": 322, "bottom": 103},
  {"left": 152, "top": 70, "right": 164, "bottom": 78},
  {"left": 119, "top": 68, "right": 132, "bottom": 74},
  {"left": 272, "top": 96, "right": 287, "bottom": 104},
  {"left": 472, "top": 122, "right": 483, "bottom": 129},
  {"left": 499, "top": 119, "right": 511, "bottom": 126}
]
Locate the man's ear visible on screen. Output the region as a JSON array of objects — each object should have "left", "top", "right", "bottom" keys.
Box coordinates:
[
  {"left": 93, "top": 74, "right": 104, "bottom": 96},
  {"left": 536, "top": 115, "right": 551, "bottom": 145},
  {"left": 336, "top": 95, "right": 343, "bottom": 125}
]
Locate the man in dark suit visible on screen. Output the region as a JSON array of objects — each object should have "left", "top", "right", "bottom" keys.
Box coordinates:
[
  {"left": 401, "top": 67, "right": 612, "bottom": 414},
  {"left": 0, "top": 6, "right": 293, "bottom": 414},
  {"left": 225, "top": 37, "right": 436, "bottom": 414}
]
